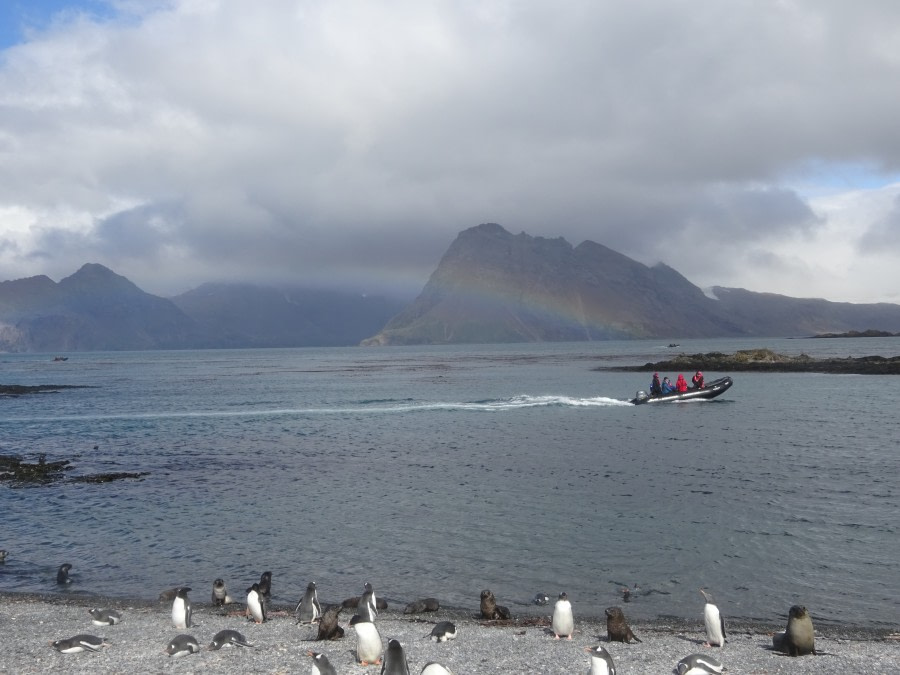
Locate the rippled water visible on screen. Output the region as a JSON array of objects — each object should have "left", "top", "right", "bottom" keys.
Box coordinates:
[{"left": 1, "top": 339, "right": 898, "bottom": 627}]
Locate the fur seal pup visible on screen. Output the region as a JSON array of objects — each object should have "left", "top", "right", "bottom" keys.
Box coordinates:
[
  {"left": 381, "top": 638, "right": 410, "bottom": 675},
  {"left": 247, "top": 582, "right": 266, "bottom": 623},
  {"left": 165, "top": 634, "right": 200, "bottom": 657},
  {"left": 350, "top": 614, "right": 382, "bottom": 665},
  {"left": 585, "top": 644, "right": 616, "bottom": 675},
  {"left": 51, "top": 634, "right": 108, "bottom": 653},
  {"left": 480, "top": 589, "right": 511, "bottom": 620},
  {"left": 315, "top": 604, "right": 345, "bottom": 641},
  {"left": 675, "top": 653, "right": 725, "bottom": 674},
  {"left": 159, "top": 588, "right": 178, "bottom": 602},
  {"left": 89, "top": 608, "right": 122, "bottom": 626},
  {"left": 429, "top": 621, "right": 457, "bottom": 642},
  {"left": 209, "top": 629, "right": 253, "bottom": 650},
  {"left": 297, "top": 581, "right": 323, "bottom": 623},
  {"left": 605, "top": 606, "right": 641, "bottom": 643},
  {"left": 552, "top": 591, "right": 575, "bottom": 639},
  {"left": 172, "top": 587, "right": 192, "bottom": 629},
  {"left": 699, "top": 589, "right": 726, "bottom": 647},
  {"left": 56, "top": 563, "right": 72, "bottom": 584},
  {"left": 533, "top": 592, "right": 550, "bottom": 606},
  {"left": 308, "top": 650, "right": 338, "bottom": 675},
  {"left": 0, "top": 550, "right": 7, "bottom": 562},
  {"left": 258, "top": 570, "right": 272, "bottom": 599},
  {"left": 421, "top": 664, "right": 455, "bottom": 675},
  {"left": 211, "top": 578, "right": 233, "bottom": 606},
  {"left": 780, "top": 605, "right": 816, "bottom": 656},
  {"left": 404, "top": 597, "right": 440, "bottom": 614}
]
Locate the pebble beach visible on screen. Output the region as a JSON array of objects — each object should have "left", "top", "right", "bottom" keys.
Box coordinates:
[{"left": 1, "top": 592, "right": 898, "bottom": 674}]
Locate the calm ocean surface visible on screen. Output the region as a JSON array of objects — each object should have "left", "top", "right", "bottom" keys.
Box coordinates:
[{"left": 1, "top": 338, "right": 898, "bottom": 628}]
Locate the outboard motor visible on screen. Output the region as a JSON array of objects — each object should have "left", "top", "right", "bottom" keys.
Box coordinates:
[{"left": 633, "top": 390, "right": 650, "bottom": 404}]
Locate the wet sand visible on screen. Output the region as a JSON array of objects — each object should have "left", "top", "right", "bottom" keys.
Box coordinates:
[{"left": 1, "top": 592, "right": 897, "bottom": 673}]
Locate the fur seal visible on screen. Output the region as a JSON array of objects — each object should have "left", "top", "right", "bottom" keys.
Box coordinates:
[
  {"left": 88, "top": 608, "right": 122, "bottom": 626},
  {"left": 404, "top": 597, "right": 440, "bottom": 614},
  {"left": 699, "top": 589, "right": 726, "bottom": 647},
  {"left": 350, "top": 614, "right": 382, "bottom": 665},
  {"left": 315, "top": 604, "right": 345, "bottom": 641},
  {"left": 51, "top": 634, "right": 108, "bottom": 653},
  {"left": 585, "top": 644, "right": 616, "bottom": 674},
  {"left": 480, "top": 589, "right": 511, "bottom": 620},
  {"left": 247, "top": 582, "right": 266, "bottom": 623},
  {"left": 211, "top": 578, "right": 233, "bottom": 606},
  {"left": 0, "top": 550, "right": 7, "bottom": 562},
  {"left": 429, "top": 621, "right": 457, "bottom": 642},
  {"left": 780, "top": 605, "right": 816, "bottom": 656},
  {"left": 675, "top": 653, "right": 725, "bottom": 674},
  {"left": 605, "top": 606, "right": 641, "bottom": 643},
  {"left": 209, "top": 629, "right": 253, "bottom": 650},
  {"left": 258, "top": 570, "right": 272, "bottom": 599},
  {"left": 308, "top": 650, "right": 338, "bottom": 675},
  {"left": 381, "top": 638, "right": 410, "bottom": 675},
  {"left": 165, "top": 634, "right": 200, "bottom": 657},
  {"left": 296, "top": 581, "right": 323, "bottom": 624},
  {"left": 172, "top": 587, "right": 192, "bottom": 629},
  {"left": 56, "top": 563, "right": 72, "bottom": 585},
  {"left": 552, "top": 591, "right": 574, "bottom": 639},
  {"left": 159, "top": 588, "right": 178, "bottom": 602}
]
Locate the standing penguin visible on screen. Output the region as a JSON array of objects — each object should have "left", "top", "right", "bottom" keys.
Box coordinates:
[
  {"left": 258, "top": 571, "right": 272, "bottom": 599},
  {"left": 350, "top": 614, "right": 382, "bottom": 666},
  {"left": 211, "top": 578, "right": 232, "bottom": 607},
  {"left": 552, "top": 591, "right": 574, "bottom": 639},
  {"left": 56, "top": 563, "right": 73, "bottom": 584},
  {"left": 247, "top": 582, "right": 266, "bottom": 623},
  {"left": 699, "top": 588, "right": 726, "bottom": 647},
  {"left": 381, "top": 638, "right": 410, "bottom": 675},
  {"left": 585, "top": 644, "right": 616, "bottom": 675},
  {"left": 172, "top": 587, "right": 192, "bottom": 629},
  {"left": 360, "top": 582, "right": 378, "bottom": 622},
  {"left": 308, "top": 650, "right": 338, "bottom": 675},
  {"left": 296, "top": 581, "right": 323, "bottom": 624},
  {"left": 605, "top": 606, "right": 641, "bottom": 643}
]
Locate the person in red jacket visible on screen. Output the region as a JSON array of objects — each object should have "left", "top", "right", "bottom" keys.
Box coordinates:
[
  {"left": 692, "top": 371, "right": 705, "bottom": 389},
  {"left": 675, "top": 374, "right": 688, "bottom": 392}
]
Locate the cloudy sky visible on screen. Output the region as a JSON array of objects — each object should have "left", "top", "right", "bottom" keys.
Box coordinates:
[{"left": 2, "top": 0, "right": 900, "bottom": 303}]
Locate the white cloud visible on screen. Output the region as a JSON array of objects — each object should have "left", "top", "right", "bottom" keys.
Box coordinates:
[{"left": 0, "top": 0, "right": 899, "bottom": 303}]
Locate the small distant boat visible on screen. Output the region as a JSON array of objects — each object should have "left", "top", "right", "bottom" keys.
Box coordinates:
[
  {"left": 631, "top": 376, "right": 733, "bottom": 405},
  {"left": 667, "top": 343, "right": 680, "bottom": 348},
  {"left": 52, "top": 356, "right": 68, "bottom": 362}
]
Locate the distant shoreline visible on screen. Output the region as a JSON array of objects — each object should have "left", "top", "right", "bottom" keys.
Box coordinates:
[{"left": 597, "top": 348, "right": 900, "bottom": 374}]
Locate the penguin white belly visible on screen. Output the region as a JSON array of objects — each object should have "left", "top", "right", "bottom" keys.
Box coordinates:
[
  {"left": 354, "top": 621, "right": 382, "bottom": 665},
  {"left": 552, "top": 599, "right": 574, "bottom": 638},
  {"left": 172, "top": 598, "right": 188, "bottom": 628},
  {"left": 704, "top": 603, "right": 725, "bottom": 646}
]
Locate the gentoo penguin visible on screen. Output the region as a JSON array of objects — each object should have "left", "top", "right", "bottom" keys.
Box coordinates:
[
  {"left": 381, "top": 638, "right": 410, "bottom": 675},
  {"left": 585, "top": 644, "right": 616, "bottom": 675},
  {"left": 51, "top": 634, "right": 108, "bottom": 653},
  {"left": 209, "top": 629, "right": 253, "bottom": 650},
  {"left": 479, "top": 589, "right": 511, "bottom": 620},
  {"left": 315, "top": 604, "right": 345, "bottom": 641},
  {"left": 533, "top": 592, "right": 550, "bottom": 606},
  {"left": 403, "top": 597, "right": 440, "bottom": 614},
  {"left": 88, "top": 608, "right": 122, "bottom": 626},
  {"left": 247, "top": 582, "right": 266, "bottom": 623},
  {"left": 350, "top": 614, "right": 383, "bottom": 665},
  {"left": 552, "top": 591, "right": 574, "bottom": 639},
  {"left": 165, "top": 634, "right": 200, "bottom": 657},
  {"left": 211, "top": 578, "right": 233, "bottom": 607},
  {"left": 605, "top": 606, "right": 641, "bottom": 643},
  {"left": 421, "top": 664, "right": 455, "bottom": 675},
  {"left": 296, "top": 581, "right": 323, "bottom": 623},
  {"left": 675, "top": 653, "right": 725, "bottom": 674},
  {"left": 308, "top": 649, "right": 338, "bottom": 675},
  {"left": 782, "top": 605, "right": 816, "bottom": 656},
  {"left": 360, "top": 582, "right": 378, "bottom": 621},
  {"left": 699, "top": 589, "right": 726, "bottom": 647},
  {"left": 171, "top": 587, "right": 192, "bottom": 629},
  {"left": 429, "top": 621, "right": 457, "bottom": 642},
  {"left": 258, "top": 570, "right": 272, "bottom": 599},
  {"left": 56, "top": 563, "right": 72, "bottom": 584}
]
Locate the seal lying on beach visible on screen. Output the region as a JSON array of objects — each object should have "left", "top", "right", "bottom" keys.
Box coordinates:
[
  {"left": 773, "top": 605, "right": 816, "bottom": 656},
  {"left": 480, "top": 589, "right": 511, "bottom": 620},
  {"left": 404, "top": 597, "right": 440, "bottom": 614},
  {"left": 605, "top": 606, "right": 641, "bottom": 643}
]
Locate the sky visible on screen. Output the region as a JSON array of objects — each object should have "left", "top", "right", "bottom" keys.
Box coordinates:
[{"left": 1, "top": 1, "right": 900, "bottom": 303}]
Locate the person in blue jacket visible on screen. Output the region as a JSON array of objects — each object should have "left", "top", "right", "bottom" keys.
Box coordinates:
[{"left": 661, "top": 376, "right": 676, "bottom": 394}]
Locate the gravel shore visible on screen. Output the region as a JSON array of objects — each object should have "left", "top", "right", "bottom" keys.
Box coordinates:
[{"left": 1, "top": 592, "right": 897, "bottom": 673}]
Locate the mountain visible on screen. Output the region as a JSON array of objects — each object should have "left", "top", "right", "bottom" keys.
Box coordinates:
[
  {"left": 362, "top": 223, "right": 900, "bottom": 345},
  {"left": 0, "top": 264, "right": 406, "bottom": 352}
]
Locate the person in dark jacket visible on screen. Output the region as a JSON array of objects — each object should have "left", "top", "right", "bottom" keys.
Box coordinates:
[
  {"left": 650, "top": 372, "right": 662, "bottom": 396},
  {"left": 692, "top": 371, "right": 704, "bottom": 389}
]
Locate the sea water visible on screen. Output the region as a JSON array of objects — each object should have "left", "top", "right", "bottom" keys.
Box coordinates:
[{"left": 1, "top": 339, "right": 898, "bottom": 628}]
